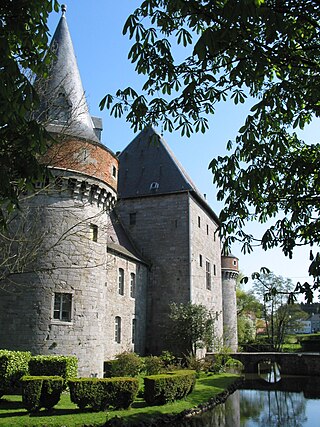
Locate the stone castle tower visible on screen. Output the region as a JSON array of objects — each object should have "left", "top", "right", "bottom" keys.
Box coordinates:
[{"left": 0, "top": 7, "right": 238, "bottom": 375}]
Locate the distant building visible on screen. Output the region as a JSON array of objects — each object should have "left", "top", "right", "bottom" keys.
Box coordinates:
[{"left": 0, "top": 7, "right": 238, "bottom": 376}]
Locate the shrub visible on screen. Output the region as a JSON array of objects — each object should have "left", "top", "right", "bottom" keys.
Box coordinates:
[
  {"left": 69, "top": 377, "right": 139, "bottom": 411},
  {"left": 300, "top": 335, "right": 320, "bottom": 352},
  {"left": 21, "top": 375, "right": 64, "bottom": 412},
  {"left": 0, "top": 350, "right": 31, "bottom": 396},
  {"left": 144, "top": 370, "right": 196, "bottom": 405},
  {"left": 104, "top": 352, "right": 142, "bottom": 377},
  {"left": 143, "top": 356, "right": 165, "bottom": 375},
  {"left": 28, "top": 355, "right": 78, "bottom": 382}
]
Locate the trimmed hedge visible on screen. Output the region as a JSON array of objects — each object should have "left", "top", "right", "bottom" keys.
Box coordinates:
[
  {"left": 21, "top": 375, "right": 64, "bottom": 412},
  {"left": 69, "top": 377, "right": 139, "bottom": 411},
  {"left": 0, "top": 350, "right": 31, "bottom": 397},
  {"left": 300, "top": 335, "right": 320, "bottom": 352},
  {"left": 144, "top": 370, "right": 196, "bottom": 405},
  {"left": 28, "top": 355, "right": 78, "bottom": 382},
  {"left": 104, "top": 352, "right": 142, "bottom": 378}
]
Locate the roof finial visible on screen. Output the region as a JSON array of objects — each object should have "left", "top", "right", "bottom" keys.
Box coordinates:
[{"left": 61, "top": 4, "right": 67, "bottom": 16}]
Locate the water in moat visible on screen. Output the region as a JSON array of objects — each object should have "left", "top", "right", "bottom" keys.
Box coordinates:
[{"left": 175, "top": 367, "right": 320, "bottom": 427}]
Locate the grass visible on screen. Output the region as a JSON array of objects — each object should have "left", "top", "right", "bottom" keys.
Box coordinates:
[{"left": 0, "top": 373, "right": 239, "bottom": 427}]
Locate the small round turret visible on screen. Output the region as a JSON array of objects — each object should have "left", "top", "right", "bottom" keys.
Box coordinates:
[{"left": 221, "top": 253, "right": 239, "bottom": 351}]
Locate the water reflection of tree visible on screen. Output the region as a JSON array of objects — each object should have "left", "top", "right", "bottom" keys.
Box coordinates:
[
  {"left": 240, "top": 390, "right": 307, "bottom": 427},
  {"left": 240, "top": 390, "right": 265, "bottom": 426}
]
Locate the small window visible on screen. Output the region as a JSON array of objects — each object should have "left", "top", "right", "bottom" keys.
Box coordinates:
[
  {"left": 129, "top": 212, "right": 136, "bottom": 225},
  {"left": 206, "top": 261, "right": 211, "bottom": 290},
  {"left": 90, "top": 224, "right": 98, "bottom": 242},
  {"left": 233, "top": 260, "right": 237, "bottom": 266},
  {"left": 132, "top": 318, "right": 136, "bottom": 344},
  {"left": 115, "top": 316, "right": 121, "bottom": 343},
  {"left": 118, "top": 268, "right": 124, "bottom": 295},
  {"left": 213, "top": 264, "right": 216, "bottom": 276},
  {"left": 198, "top": 216, "right": 201, "bottom": 228},
  {"left": 199, "top": 254, "right": 203, "bottom": 267},
  {"left": 53, "top": 293, "right": 72, "bottom": 322},
  {"left": 112, "top": 165, "right": 117, "bottom": 178},
  {"left": 207, "top": 224, "right": 209, "bottom": 235},
  {"left": 130, "top": 273, "right": 136, "bottom": 298},
  {"left": 150, "top": 182, "right": 159, "bottom": 190}
]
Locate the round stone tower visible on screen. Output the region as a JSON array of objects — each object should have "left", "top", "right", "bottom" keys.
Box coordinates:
[
  {"left": 221, "top": 253, "right": 239, "bottom": 351},
  {"left": 0, "top": 7, "right": 118, "bottom": 377}
]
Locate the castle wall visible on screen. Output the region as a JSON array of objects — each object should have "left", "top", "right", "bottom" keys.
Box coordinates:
[
  {"left": 116, "top": 193, "right": 191, "bottom": 354},
  {"left": 189, "top": 195, "right": 224, "bottom": 345},
  {"left": 105, "top": 252, "right": 148, "bottom": 358},
  {"left": 0, "top": 174, "right": 117, "bottom": 377}
]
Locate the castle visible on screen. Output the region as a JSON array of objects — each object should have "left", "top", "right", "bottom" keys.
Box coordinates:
[{"left": 0, "top": 8, "right": 238, "bottom": 377}]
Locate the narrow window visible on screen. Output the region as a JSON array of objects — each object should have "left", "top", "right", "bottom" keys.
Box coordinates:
[
  {"left": 115, "top": 316, "right": 121, "bottom": 343},
  {"left": 129, "top": 212, "right": 136, "bottom": 225},
  {"left": 206, "top": 261, "right": 211, "bottom": 290},
  {"left": 213, "top": 264, "right": 216, "bottom": 276},
  {"left": 198, "top": 216, "right": 201, "bottom": 228},
  {"left": 90, "top": 224, "right": 98, "bottom": 242},
  {"left": 118, "top": 268, "right": 124, "bottom": 295},
  {"left": 132, "top": 318, "right": 136, "bottom": 344},
  {"left": 199, "top": 254, "right": 203, "bottom": 267},
  {"left": 207, "top": 224, "right": 209, "bottom": 235},
  {"left": 130, "top": 273, "right": 136, "bottom": 298},
  {"left": 112, "top": 165, "right": 117, "bottom": 178},
  {"left": 53, "top": 293, "right": 72, "bottom": 322}
]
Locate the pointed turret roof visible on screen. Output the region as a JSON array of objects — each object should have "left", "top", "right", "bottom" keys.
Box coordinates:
[
  {"left": 37, "top": 5, "right": 99, "bottom": 142},
  {"left": 118, "top": 127, "right": 220, "bottom": 223}
]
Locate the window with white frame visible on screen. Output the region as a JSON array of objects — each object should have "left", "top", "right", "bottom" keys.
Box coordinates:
[
  {"left": 118, "top": 268, "right": 124, "bottom": 295},
  {"left": 115, "top": 316, "right": 121, "bottom": 343},
  {"left": 130, "top": 273, "right": 136, "bottom": 298},
  {"left": 206, "top": 261, "right": 211, "bottom": 290},
  {"left": 53, "top": 293, "right": 72, "bottom": 322}
]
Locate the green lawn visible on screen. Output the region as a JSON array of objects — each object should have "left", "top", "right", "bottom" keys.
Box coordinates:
[{"left": 0, "top": 373, "right": 239, "bottom": 427}]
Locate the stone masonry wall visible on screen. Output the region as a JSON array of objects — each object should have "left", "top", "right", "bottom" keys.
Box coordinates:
[
  {"left": 105, "top": 252, "right": 148, "bottom": 359},
  {"left": 189, "top": 196, "right": 224, "bottom": 347},
  {"left": 0, "top": 176, "right": 117, "bottom": 377},
  {"left": 117, "top": 193, "right": 191, "bottom": 354}
]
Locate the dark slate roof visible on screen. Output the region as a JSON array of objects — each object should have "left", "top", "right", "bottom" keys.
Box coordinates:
[
  {"left": 35, "top": 8, "right": 99, "bottom": 143},
  {"left": 118, "top": 127, "right": 220, "bottom": 224},
  {"left": 107, "top": 212, "right": 147, "bottom": 264}
]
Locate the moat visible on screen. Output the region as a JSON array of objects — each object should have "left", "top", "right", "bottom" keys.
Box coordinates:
[{"left": 177, "top": 373, "right": 320, "bottom": 427}]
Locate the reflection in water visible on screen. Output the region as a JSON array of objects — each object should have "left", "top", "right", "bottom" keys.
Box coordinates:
[
  {"left": 258, "top": 360, "right": 281, "bottom": 383},
  {"left": 173, "top": 376, "right": 320, "bottom": 427}
]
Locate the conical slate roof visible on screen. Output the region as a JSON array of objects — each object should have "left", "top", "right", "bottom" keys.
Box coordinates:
[{"left": 36, "top": 6, "right": 99, "bottom": 142}]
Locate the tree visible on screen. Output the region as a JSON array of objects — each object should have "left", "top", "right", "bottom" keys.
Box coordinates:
[
  {"left": 0, "top": 0, "right": 59, "bottom": 220},
  {"left": 168, "top": 302, "right": 218, "bottom": 356},
  {"left": 100, "top": 0, "right": 320, "bottom": 301},
  {"left": 252, "top": 270, "right": 296, "bottom": 350},
  {"left": 237, "top": 277, "right": 263, "bottom": 344}
]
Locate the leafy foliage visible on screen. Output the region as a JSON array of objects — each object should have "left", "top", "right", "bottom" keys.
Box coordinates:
[
  {"left": 0, "top": 350, "right": 31, "bottom": 397},
  {"left": 252, "top": 270, "right": 297, "bottom": 350},
  {"left": 21, "top": 375, "right": 64, "bottom": 412},
  {"left": 28, "top": 355, "right": 78, "bottom": 383},
  {"left": 0, "top": 0, "right": 59, "bottom": 221},
  {"left": 143, "top": 370, "right": 196, "bottom": 405},
  {"left": 168, "top": 302, "right": 218, "bottom": 356},
  {"left": 101, "top": 0, "right": 320, "bottom": 300},
  {"left": 69, "top": 377, "right": 139, "bottom": 411}
]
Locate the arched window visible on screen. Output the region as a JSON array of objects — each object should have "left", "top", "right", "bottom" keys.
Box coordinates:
[
  {"left": 130, "top": 273, "right": 136, "bottom": 298},
  {"left": 132, "top": 318, "right": 136, "bottom": 344},
  {"left": 115, "top": 316, "right": 121, "bottom": 343},
  {"left": 118, "top": 268, "right": 124, "bottom": 295}
]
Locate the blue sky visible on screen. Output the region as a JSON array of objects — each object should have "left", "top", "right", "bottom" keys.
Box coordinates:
[{"left": 48, "top": 1, "right": 319, "bottom": 296}]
